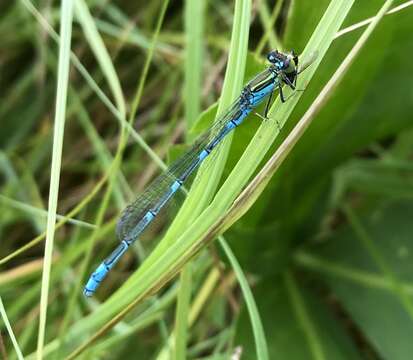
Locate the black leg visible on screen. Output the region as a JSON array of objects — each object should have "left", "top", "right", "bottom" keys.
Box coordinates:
[
  {"left": 286, "top": 72, "right": 305, "bottom": 91},
  {"left": 278, "top": 82, "right": 285, "bottom": 103},
  {"left": 282, "top": 73, "right": 296, "bottom": 90},
  {"left": 264, "top": 89, "right": 274, "bottom": 118},
  {"left": 280, "top": 73, "right": 306, "bottom": 103}
]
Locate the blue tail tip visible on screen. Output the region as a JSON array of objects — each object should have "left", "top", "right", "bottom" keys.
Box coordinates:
[{"left": 83, "top": 288, "right": 94, "bottom": 297}]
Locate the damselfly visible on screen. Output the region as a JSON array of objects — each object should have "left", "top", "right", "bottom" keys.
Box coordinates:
[{"left": 84, "top": 49, "right": 317, "bottom": 297}]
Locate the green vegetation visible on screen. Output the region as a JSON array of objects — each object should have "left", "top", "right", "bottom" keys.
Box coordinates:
[{"left": 1, "top": 0, "right": 413, "bottom": 359}]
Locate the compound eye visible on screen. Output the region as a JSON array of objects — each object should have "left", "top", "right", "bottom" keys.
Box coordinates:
[
  {"left": 267, "top": 52, "right": 276, "bottom": 63},
  {"left": 267, "top": 50, "right": 280, "bottom": 63}
]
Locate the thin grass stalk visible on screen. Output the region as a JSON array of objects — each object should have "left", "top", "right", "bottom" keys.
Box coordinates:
[
  {"left": 184, "top": 0, "right": 204, "bottom": 129},
  {"left": 157, "top": 267, "right": 221, "bottom": 359},
  {"left": 36, "top": 1, "right": 74, "bottom": 358},
  {"left": 284, "top": 271, "right": 325, "bottom": 359},
  {"left": 218, "top": 239, "right": 269, "bottom": 360},
  {"left": 55, "top": 181, "right": 113, "bottom": 357},
  {"left": 0, "top": 297, "right": 24, "bottom": 360},
  {"left": 256, "top": 0, "right": 283, "bottom": 53},
  {"left": 74, "top": 0, "right": 126, "bottom": 117},
  {"left": 342, "top": 204, "right": 413, "bottom": 317},
  {"left": 173, "top": 0, "right": 205, "bottom": 356},
  {"left": 335, "top": 0, "right": 413, "bottom": 38},
  {"left": 294, "top": 250, "right": 413, "bottom": 295},
  {"left": 0, "top": 194, "right": 95, "bottom": 229},
  {"left": 173, "top": 264, "right": 192, "bottom": 360}
]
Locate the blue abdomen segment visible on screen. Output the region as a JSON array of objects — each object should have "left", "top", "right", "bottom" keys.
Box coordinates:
[
  {"left": 181, "top": 117, "right": 244, "bottom": 180},
  {"left": 127, "top": 210, "right": 155, "bottom": 241},
  {"left": 199, "top": 149, "right": 209, "bottom": 161},
  {"left": 203, "top": 109, "right": 249, "bottom": 155},
  {"left": 83, "top": 241, "right": 129, "bottom": 297},
  {"left": 153, "top": 180, "right": 182, "bottom": 213},
  {"left": 84, "top": 263, "right": 109, "bottom": 297}
]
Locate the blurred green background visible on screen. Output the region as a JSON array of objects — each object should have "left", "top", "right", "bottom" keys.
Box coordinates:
[{"left": 1, "top": 0, "right": 413, "bottom": 359}]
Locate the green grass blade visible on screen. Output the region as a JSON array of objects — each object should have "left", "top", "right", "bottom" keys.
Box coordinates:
[
  {"left": 36, "top": 0, "right": 74, "bottom": 358},
  {"left": 0, "top": 168, "right": 111, "bottom": 266},
  {"left": 257, "top": 0, "right": 283, "bottom": 52},
  {"left": 157, "top": 268, "right": 221, "bottom": 360},
  {"left": 173, "top": 265, "right": 192, "bottom": 360},
  {"left": 343, "top": 204, "right": 413, "bottom": 317},
  {"left": 219, "top": 239, "right": 269, "bottom": 360},
  {"left": 0, "top": 297, "right": 25, "bottom": 360},
  {"left": 335, "top": 0, "right": 413, "bottom": 39},
  {"left": 0, "top": 194, "right": 96, "bottom": 229},
  {"left": 69, "top": 88, "right": 129, "bottom": 208},
  {"left": 184, "top": 0, "right": 204, "bottom": 129},
  {"left": 173, "top": 0, "right": 205, "bottom": 356},
  {"left": 284, "top": 271, "right": 325, "bottom": 360},
  {"left": 74, "top": 0, "right": 126, "bottom": 117}
]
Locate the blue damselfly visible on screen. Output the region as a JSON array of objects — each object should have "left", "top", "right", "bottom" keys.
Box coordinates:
[{"left": 84, "top": 50, "right": 316, "bottom": 296}]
